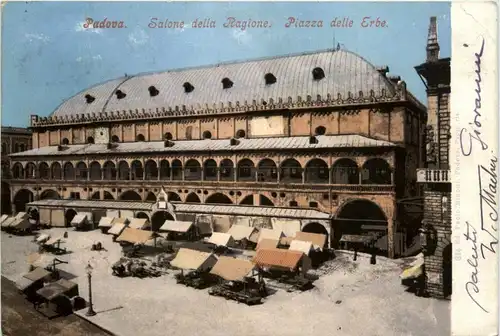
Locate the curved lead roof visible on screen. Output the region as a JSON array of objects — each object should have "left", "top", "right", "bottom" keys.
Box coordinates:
[{"left": 50, "top": 49, "right": 399, "bottom": 118}]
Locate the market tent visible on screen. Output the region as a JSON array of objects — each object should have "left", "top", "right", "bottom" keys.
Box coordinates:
[
  {"left": 36, "top": 233, "right": 51, "bottom": 244},
  {"left": 44, "top": 235, "right": 65, "bottom": 246},
  {"left": 170, "top": 248, "right": 217, "bottom": 271},
  {"left": 108, "top": 223, "right": 128, "bottom": 236},
  {"left": 71, "top": 212, "right": 92, "bottom": 227},
  {"left": 98, "top": 217, "right": 115, "bottom": 228},
  {"left": 112, "top": 217, "right": 130, "bottom": 225},
  {"left": 116, "top": 228, "right": 153, "bottom": 244},
  {"left": 160, "top": 220, "right": 193, "bottom": 233},
  {"left": 294, "top": 232, "right": 327, "bottom": 251},
  {"left": 256, "top": 239, "right": 279, "bottom": 251},
  {"left": 271, "top": 218, "right": 302, "bottom": 238},
  {"left": 207, "top": 232, "right": 234, "bottom": 247},
  {"left": 289, "top": 240, "right": 313, "bottom": 255},
  {"left": 227, "top": 225, "right": 258, "bottom": 241},
  {"left": 36, "top": 278, "right": 78, "bottom": 301},
  {"left": 257, "top": 228, "right": 284, "bottom": 243},
  {"left": 128, "top": 218, "right": 150, "bottom": 230},
  {"left": 1, "top": 217, "right": 15, "bottom": 228},
  {"left": 210, "top": 256, "right": 256, "bottom": 281},
  {"left": 0, "top": 214, "right": 8, "bottom": 225},
  {"left": 253, "top": 248, "right": 308, "bottom": 271}
]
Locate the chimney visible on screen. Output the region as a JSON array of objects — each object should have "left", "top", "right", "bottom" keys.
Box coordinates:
[
  {"left": 388, "top": 75, "right": 401, "bottom": 84},
  {"left": 426, "top": 16, "right": 440, "bottom": 62},
  {"left": 376, "top": 66, "right": 389, "bottom": 76}
]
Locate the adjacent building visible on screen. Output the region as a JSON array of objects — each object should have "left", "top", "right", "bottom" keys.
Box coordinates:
[{"left": 8, "top": 48, "right": 428, "bottom": 258}]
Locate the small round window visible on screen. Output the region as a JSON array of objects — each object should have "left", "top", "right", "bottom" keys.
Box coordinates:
[{"left": 315, "top": 126, "right": 326, "bottom": 136}]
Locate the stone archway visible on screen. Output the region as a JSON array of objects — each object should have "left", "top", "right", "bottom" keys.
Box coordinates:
[
  {"left": 167, "top": 192, "right": 181, "bottom": 202},
  {"left": 240, "top": 195, "right": 253, "bottom": 205},
  {"left": 185, "top": 193, "right": 201, "bottom": 203},
  {"left": 145, "top": 192, "right": 157, "bottom": 202},
  {"left": 259, "top": 195, "right": 274, "bottom": 206},
  {"left": 151, "top": 211, "right": 174, "bottom": 231},
  {"left": 205, "top": 193, "right": 232, "bottom": 204},
  {"left": 442, "top": 244, "right": 452, "bottom": 298},
  {"left": 40, "top": 189, "right": 60, "bottom": 200},
  {"left": 302, "top": 222, "right": 329, "bottom": 248},
  {"left": 103, "top": 191, "right": 114, "bottom": 200},
  {"left": 120, "top": 190, "right": 142, "bottom": 201},
  {"left": 13, "top": 189, "right": 34, "bottom": 213},
  {"left": 136, "top": 212, "right": 150, "bottom": 221},
  {"left": 65, "top": 209, "right": 77, "bottom": 227},
  {"left": 90, "top": 191, "right": 100, "bottom": 200}
]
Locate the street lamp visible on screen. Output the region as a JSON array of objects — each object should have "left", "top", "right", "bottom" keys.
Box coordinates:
[{"left": 85, "top": 263, "right": 96, "bottom": 317}]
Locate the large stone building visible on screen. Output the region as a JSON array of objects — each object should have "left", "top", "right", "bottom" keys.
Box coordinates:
[
  {"left": 8, "top": 48, "right": 428, "bottom": 258},
  {"left": 415, "top": 17, "right": 452, "bottom": 298},
  {"left": 1, "top": 126, "right": 32, "bottom": 215}
]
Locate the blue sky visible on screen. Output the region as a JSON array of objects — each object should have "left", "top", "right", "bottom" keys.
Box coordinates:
[{"left": 1, "top": 1, "right": 450, "bottom": 127}]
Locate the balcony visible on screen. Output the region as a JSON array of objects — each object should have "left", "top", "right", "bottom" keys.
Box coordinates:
[{"left": 416, "top": 169, "right": 451, "bottom": 183}]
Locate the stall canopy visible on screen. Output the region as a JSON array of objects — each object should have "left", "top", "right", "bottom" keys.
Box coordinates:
[
  {"left": 253, "top": 248, "right": 305, "bottom": 271},
  {"left": 170, "top": 248, "right": 218, "bottom": 271},
  {"left": 36, "top": 278, "right": 78, "bottom": 301},
  {"left": 256, "top": 239, "right": 279, "bottom": 251},
  {"left": 98, "top": 217, "right": 115, "bottom": 228},
  {"left": 279, "top": 236, "right": 295, "bottom": 246},
  {"left": 71, "top": 212, "right": 92, "bottom": 227},
  {"left": 108, "top": 223, "right": 128, "bottom": 236},
  {"left": 208, "top": 232, "right": 234, "bottom": 247},
  {"left": 0, "top": 214, "right": 8, "bottom": 225},
  {"left": 128, "top": 218, "right": 150, "bottom": 230},
  {"left": 9, "top": 217, "right": 31, "bottom": 230},
  {"left": 116, "top": 228, "right": 153, "bottom": 245},
  {"left": 289, "top": 240, "right": 313, "bottom": 255},
  {"left": 44, "top": 235, "right": 65, "bottom": 246},
  {"left": 210, "top": 256, "right": 256, "bottom": 281},
  {"left": 1, "top": 217, "right": 15, "bottom": 228},
  {"left": 294, "top": 232, "right": 327, "bottom": 251},
  {"left": 112, "top": 217, "right": 130, "bottom": 225},
  {"left": 23, "top": 267, "right": 51, "bottom": 282},
  {"left": 227, "top": 225, "right": 258, "bottom": 242},
  {"left": 258, "top": 228, "right": 284, "bottom": 243},
  {"left": 15, "top": 212, "right": 29, "bottom": 220},
  {"left": 271, "top": 218, "right": 302, "bottom": 238},
  {"left": 340, "top": 234, "right": 375, "bottom": 244},
  {"left": 160, "top": 220, "right": 193, "bottom": 233},
  {"left": 36, "top": 233, "right": 51, "bottom": 244}
]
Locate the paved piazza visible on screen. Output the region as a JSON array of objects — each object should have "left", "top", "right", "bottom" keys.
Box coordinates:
[{"left": 1, "top": 229, "right": 450, "bottom": 336}]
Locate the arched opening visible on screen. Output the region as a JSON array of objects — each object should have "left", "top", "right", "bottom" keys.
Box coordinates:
[
  {"left": 280, "top": 159, "right": 303, "bottom": 183},
  {"left": 145, "top": 160, "right": 158, "bottom": 180},
  {"left": 145, "top": 192, "right": 157, "bottom": 202},
  {"left": 205, "top": 193, "right": 232, "bottom": 204},
  {"left": 203, "top": 159, "right": 217, "bottom": 181},
  {"left": 362, "top": 159, "right": 392, "bottom": 184},
  {"left": 171, "top": 160, "right": 182, "bottom": 180},
  {"left": 237, "top": 159, "right": 255, "bottom": 181},
  {"left": 38, "top": 163, "right": 50, "bottom": 179},
  {"left": 332, "top": 159, "right": 359, "bottom": 184},
  {"left": 51, "top": 162, "right": 62, "bottom": 180},
  {"left": 136, "top": 134, "right": 145, "bottom": 142},
  {"left": 131, "top": 160, "right": 144, "bottom": 180},
  {"left": 40, "top": 189, "right": 60, "bottom": 200},
  {"left": 120, "top": 190, "right": 142, "bottom": 201},
  {"left": 103, "top": 161, "right": 116, "bottom": 180},
  {"left": 314, "top": 126, "right": 326, "bottom": 135},
  {"left": 63, "top": 162, "right": 75, "bottom": 180},
  {"left": 236, "top": 129, "right": 246, "bottom": 138},
  {"left": 151, "top": 211, "right": 174, "bottom": 231},
  {"left": 220, "top": 159, "right": 234, "bottom": 181},
  {"left": 12, "top": 163, "right": 24, "bottom": 179},
  {"left": 75, "top": 162, "right": 88, "bottom": 180},
  {"left": 103, "top": 191, "right": 114, "bottom": 200},
  {"left": 443, "top": 244, "right": 452, "bottom": 298},
  {"left": 305, "top": 159, "right": 329, "bottom": 184},
  {"left": 136, "top": 212, "right": 150, "bottom": 221},
  {"left": 164, "top": 132, "right": 173, "bottom": 140},
  {"left": 167, "top": 192, "right": 181, "bottom": 202},
  {"left": 118, "top": 161, "right": 130, "bottom": 180},
  {"left": 159, "top": 160, "right": 170, "bottom": 180},
  {"left": 25, "top": 162, "right": 37, "bottom": 179},
  {"left": 89, "top": 161, "right": 102, "bottom": 180},
  {"left": 257, "top": 159, "right": 277, "bottom": 182},
  {"left": 90, "top": 191, "right": 100, "bottom": 200},
  {"left": 87, "top": 136, "right": 95, "bottom": 144},
  {"left": 62, "top": 138, "right": 70, "bottom": 145},
  {"left": 185, "top": 159, "right": 201, "bottom": 180},
  {"left": 302, "top": 222, "right": 329, "bottom": 248},
  {"left": 186, "top": 193, "right": 201, "bottom": 203},
  {"left": 111, "top": 135, "right": 120, "bottom": 143},
  {"left": 65, "top": 209, "right": 77, "bottom": 227},
  {"left": 1, "top": 182, "right": 11, "bottom": 214},
  {"left": 13, "top": 189, "right": 34, "bottom": 213},
  {"left": 259, "top": 195, "right": 274, "bottom": 206},
  {"left": 334, "top": 199, "right": 388, "bottom": 255},
  {"left": 202, "top": 131, "right": 212, "bottom": 139},
  {"left": 1, "top": 162, "right": 8, "bottom": 179},
  {"left": 1, "top": 143, "right": 6, "bottom": 154},
  {"left": 240, "top": 195, "right": 253, "bottom": 205}
]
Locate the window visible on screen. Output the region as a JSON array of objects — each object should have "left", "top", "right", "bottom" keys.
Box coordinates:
[
  {"left": 87, "top": 136, "right": 95, "bottom": 144},
  {"left": 19, "top": 144, "right": 25, "bottom": 152},
  {"left": 236, "top": 129, "right": 246, "bottom": 138},
  {"left": 111, "top": 135, "right": 120, "bottom": 143},
  {"left": 62, "top": 138, "right": 69, "bottom": 145},
  {"left": 289, "top": 200, "right": 298, "bottom": 207},
  {"left": 221, "top": 78, "right": 233, "bottom": 89},
  {"left": 1, "top": 143, "right": 6, "bottom": 154},
  {"left": 309, "top": 201, "right": 318, "bottom": 208},
  {"left": 148, "top": 86, "right": 159, "bottom": 97},
  {"left": 164, "top": 132, "right": 173, "bottom": 140},
  {"left": 14, "top": 143, "right": 19, "bottom": 153},
  {"left": 115, "top": 90, "right": 126, "bottom": 99},
  {"left": 136, "top": 134, "right": 145, "bottom": 142},
  {"left": 85, "top": 94, "right": 95, "bottom": 104},
  {"left": 202, "top": 131, "right": 212, "bottom": 139},
  {"left": 315, "top": 126, "right": 326, "bottom": 136},
  {"left": 183, "top": 82, "right": 195, "bottom": 93},
  {"left": 312, "top": 67, "right": 325, "bottom": 80},
  {"left": 264, "top": 73, "right": 277, "bottom": 85}
]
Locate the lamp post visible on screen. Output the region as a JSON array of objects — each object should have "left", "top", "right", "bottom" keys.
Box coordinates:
[{"left": 85, "top": 263, "right": 96, "bottom": 316}]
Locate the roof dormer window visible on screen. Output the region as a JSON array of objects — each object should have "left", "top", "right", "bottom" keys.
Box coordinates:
[
  {"left": 312, "top": 67, "right": 325, "bottom": 80},
  {"left": 148, "top": 86, "right": 159, "bottom": 97},
  {"left": 221, "top": 78, "right": 233, "bottom": 89},
  {"left": 115, "top": 90, "right": 126, "bottom": 99},
  {"left": 85, "top": 94, "right": 95, "bottom": 104},
  {"left": 183, "top": 82, "right": 195, "bottom": 93},
  {"left": 264, "top": 73, "right": 277, "bottom": 85}
]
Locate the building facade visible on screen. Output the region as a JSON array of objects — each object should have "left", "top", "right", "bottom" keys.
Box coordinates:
[
  {"left": 1, "top": 126, "right": 32, "bottom": 215},
  {"left": 9, "top": 48, "right": 427, "bottom": 258},
  {"left": 415, "top": 17, "right": 452, "bottom": 298}
]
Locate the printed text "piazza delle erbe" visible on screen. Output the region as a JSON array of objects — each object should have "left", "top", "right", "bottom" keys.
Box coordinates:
[{"left": 147, "top": 17, "right": 388, "bottom": 29}]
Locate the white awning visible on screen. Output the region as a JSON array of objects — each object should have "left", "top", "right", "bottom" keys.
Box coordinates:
[
  {"left": 128, "top": 218, "right": 150, "bottom": 230},
  {"left": 257, "top": 228, "right": 284, "bottom": 243},
  {"left": 227, "top": 224, "right": 257, "bottom": 241},
  {"left": 108, "top": 223, "right": 128, "bottom": 236},
  {"left": 208, "top": 232, "right": 234, "bottom": 247},
  {"left": 289, "top": 240, "right": 313, "bottom": 255},
  {"left": 160, "top": 220, "right": 193, "bottom": 233},
  {"left": 170, "top": 248, "right": 218, "bottom": 271},
  {"left": 71, "top": 213, "right": 91, "bottom": 226},
  {"left": 98, "top": 217, "right": 115, "bottom": 228}
]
